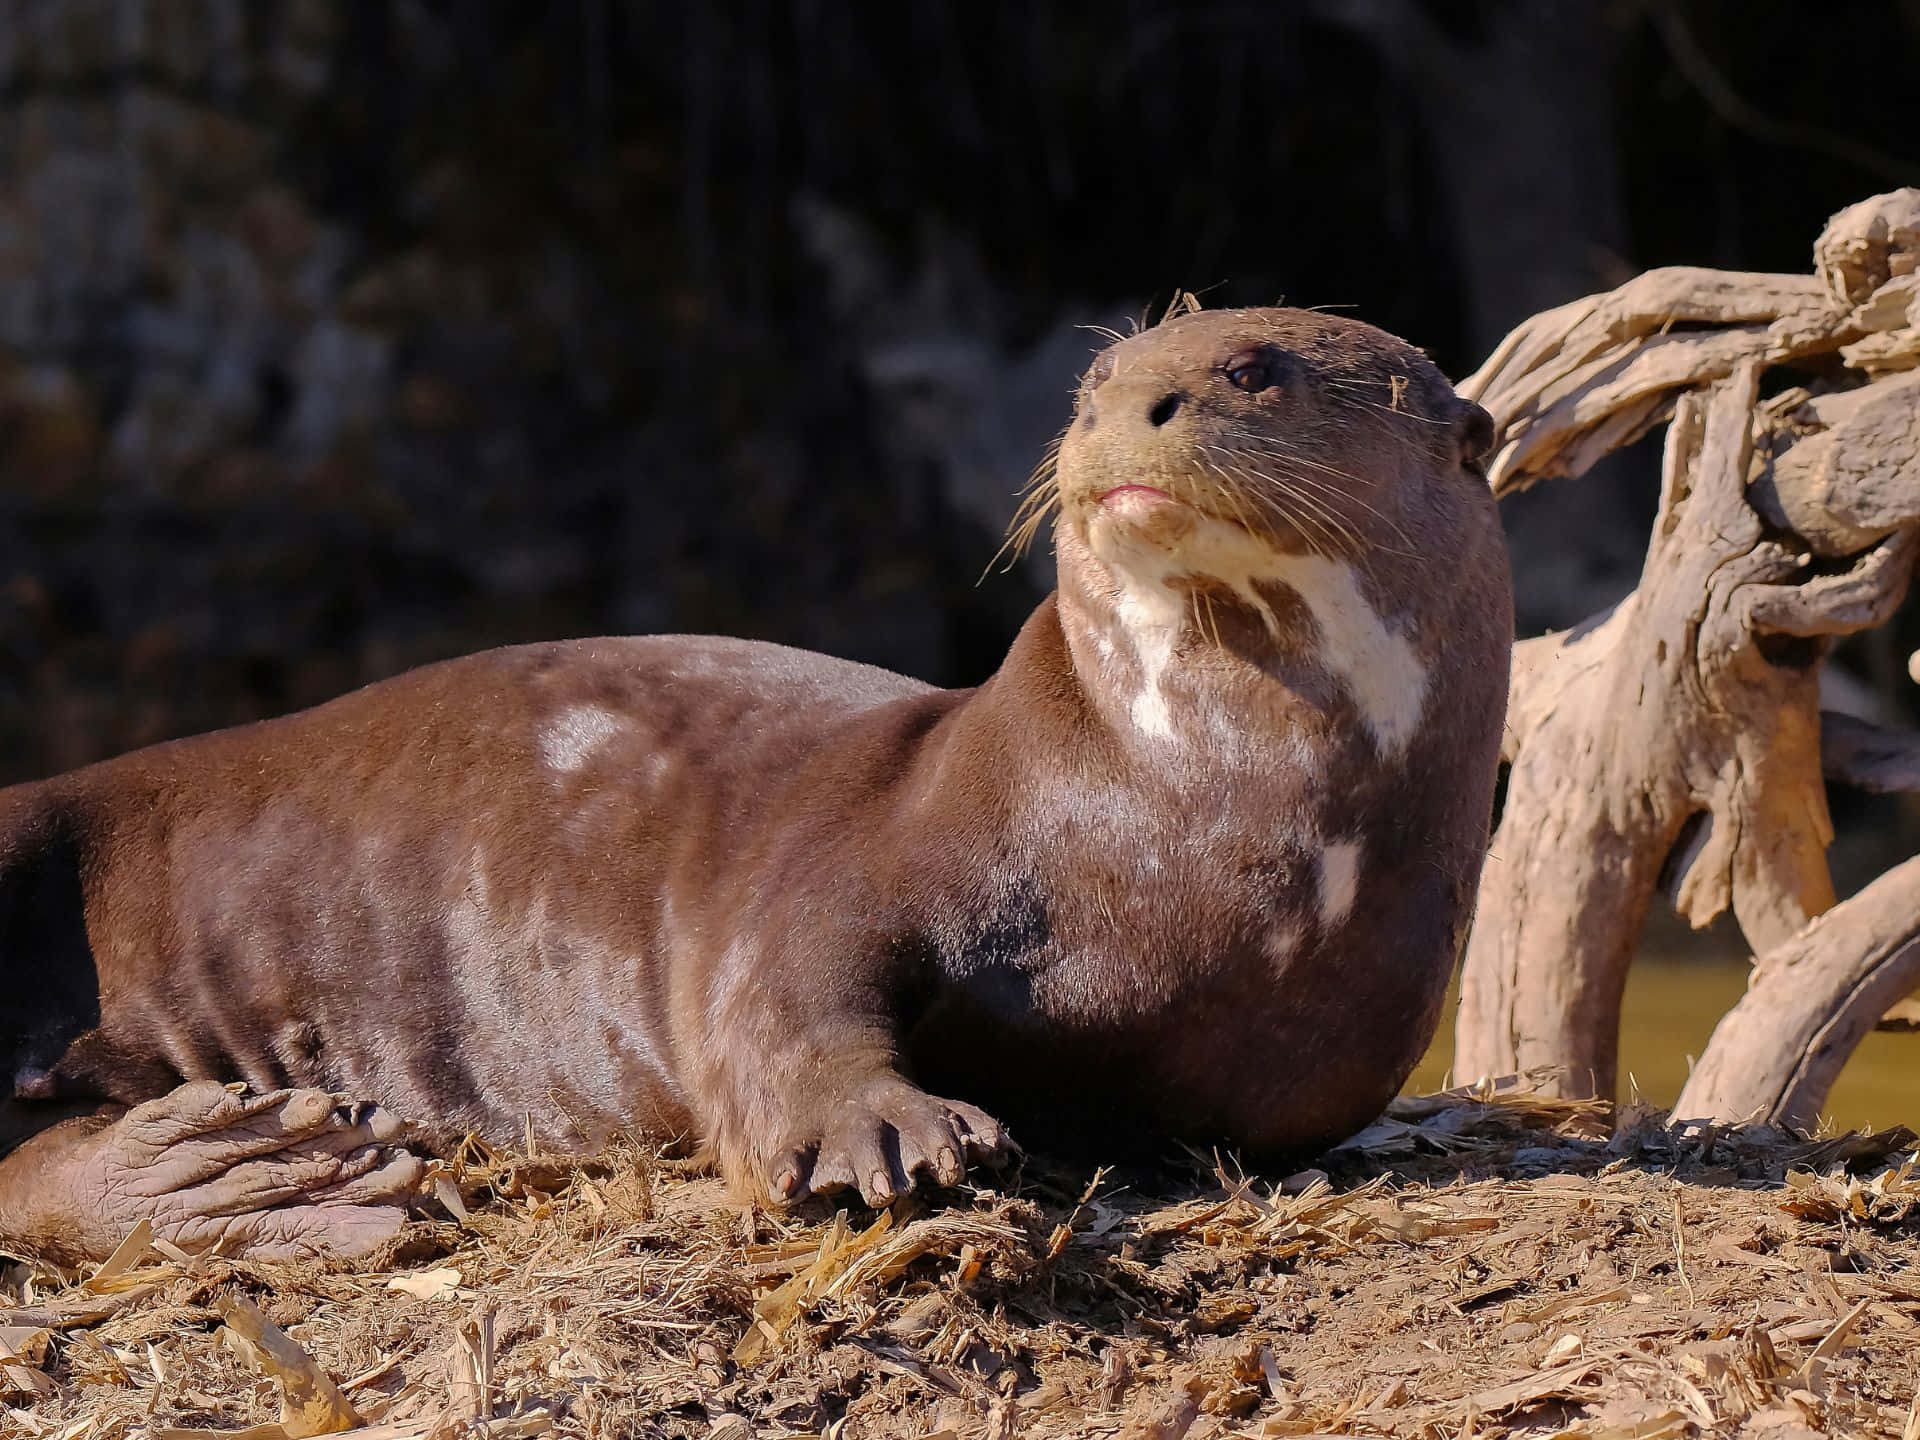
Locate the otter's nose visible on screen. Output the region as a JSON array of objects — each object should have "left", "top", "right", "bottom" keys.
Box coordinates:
[{"left": 1148, "top": 392, "right": 1183, "bottom": 427}]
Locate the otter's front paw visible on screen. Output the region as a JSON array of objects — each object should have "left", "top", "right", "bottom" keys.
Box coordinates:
[{"left": 768, "top": 1077, "right": 1016, "bottom": 1208}]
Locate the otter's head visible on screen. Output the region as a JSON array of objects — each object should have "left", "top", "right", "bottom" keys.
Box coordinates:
[
  {"left": 1014, "top": 306, "right": 1493, "bottom": 593},
  {"left": 1012, "top": 306, "right": 1502, "bottom": 753}
]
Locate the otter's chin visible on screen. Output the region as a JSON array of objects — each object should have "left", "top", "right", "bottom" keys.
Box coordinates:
[
  {"left": 1076, "top": 500, "right": 1322, "bottom": 605},
  {"left": 1079, "top": 490, "right": 1200, "bottom": 558}
]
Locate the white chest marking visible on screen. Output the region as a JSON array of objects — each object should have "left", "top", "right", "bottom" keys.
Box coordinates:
[
  {"left": 1112, "top": 578, "right": 1187, "bottom": 740},
  {"left": 1095, "top": 515, "right": 1429, "bottom": 757},
  {"left": 1268, "top": 555, "right": 1428, "bottom": 760}
]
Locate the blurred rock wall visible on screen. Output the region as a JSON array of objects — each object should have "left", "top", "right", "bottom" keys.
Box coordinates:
[
  {"left": 0, "top": 1, "right": 1910, "bottom": 785},
  {"left": 0, "top": 2, "right": 997, "bottom": 781}
]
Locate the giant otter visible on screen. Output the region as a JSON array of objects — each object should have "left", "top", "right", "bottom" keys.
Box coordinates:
[{"left": 0, "top": 307, "right": 1510, "bottom": 1263}]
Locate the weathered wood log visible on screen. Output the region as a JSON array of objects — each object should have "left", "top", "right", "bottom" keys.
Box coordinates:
[
  {"left": 1672, "top": 855, "right": 1920, "bottom": 1128},
  {"left": 1750, "top": 371, "right": 1920, "bottom": 555},
  {"left": 1455, "top": 365, "right": 1843, "bottom": 1095},
  {"left": 1818, "top": 713, "right": 1920, "bottom": 1032},
  {"left": 1454, "top": 189, "right": 1920, "bottom": 1114},
  {"left": 1463, "top": 188, "right": 1920, "bottom": 497},
  {"left": 1461, "top": 271, "right": 1854, "bottom": 496},
  {"left": 1815, "top": 189, "right": 1920, "bottom": 308}
]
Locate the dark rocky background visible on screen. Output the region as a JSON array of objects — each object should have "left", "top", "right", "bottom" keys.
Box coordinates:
[{"left": 2, "top": 0, "right": 1916, "bottom": 784}]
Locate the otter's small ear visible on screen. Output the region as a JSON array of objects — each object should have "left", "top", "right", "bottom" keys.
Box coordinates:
[{"left": 1454, "top": 399, "right": 1495, "bottom": 471}]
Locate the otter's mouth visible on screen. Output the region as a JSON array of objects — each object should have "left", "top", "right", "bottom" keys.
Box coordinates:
[{"left": 1095, "top": 483, "right": 1181, "bottom": 516}]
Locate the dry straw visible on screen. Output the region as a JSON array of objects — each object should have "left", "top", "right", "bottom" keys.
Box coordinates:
[{"left": 3, "top": 1083, "right": 1915, "bottom": 1439}]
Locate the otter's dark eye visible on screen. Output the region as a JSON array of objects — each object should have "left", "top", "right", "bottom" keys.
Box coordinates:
[{"left": 1223, "top": 348, "right": 1281, "bottom": 394}]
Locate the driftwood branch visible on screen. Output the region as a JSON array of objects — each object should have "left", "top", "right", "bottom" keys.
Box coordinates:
[
  {"left": 1456, "top": 188, "right": 1920, "bottom": 1118},
  {"left": 1464, "top": 188, "right": 1920, "bottom": 497},
  {"left": 1672, "top": 856, "right": 1920, "bottom": 1128}
]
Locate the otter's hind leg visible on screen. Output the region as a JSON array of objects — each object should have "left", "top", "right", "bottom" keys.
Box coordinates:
[{"left": 0, "top": 1083, "right": 425, "bottom": 1266}]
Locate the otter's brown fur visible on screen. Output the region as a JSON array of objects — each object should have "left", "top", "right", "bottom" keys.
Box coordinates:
[{"left": 0, "top": 307, "right": 1510, "bottom": 1263}]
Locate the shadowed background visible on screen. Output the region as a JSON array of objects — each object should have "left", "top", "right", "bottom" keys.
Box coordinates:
[{"left": 0, "top": 1, "right": 1914, "bottom": 1115}]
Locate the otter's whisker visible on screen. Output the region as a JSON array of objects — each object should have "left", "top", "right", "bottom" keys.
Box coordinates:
[
  {"left": 1319, "top": 378, "right": 1452, "bottom": 426},
  {"left": 1242, "top": 454, "right": 1395, "bottom": 529},
  {"left": 1274, "top": 477, "right": 1372, "bottom": 557},
  {"left": 1226, "top": 460, "right": 1354, "bottom": 559},
  {"left": 1269, "top": 485, "right": 1360, "bottom": 556},
  {"left": 1210, "top": 452, "right": 1336, "bottom": 554},
  {"left": 1215, "top": 448, "right": 1360, "bottom": 554},
  {"left": 1226, "top": 443, "right": 1419, "bottom": 555},
  {"left": 1268, "top": 479, "right": 1390, "bottom": 558},
  {"left": 1196, "top": 448, "right": 1262, "bottom": 535},
  {"left": 987, "top": 437, "right": 1064, "bottom": 576},
  {"left": 1264, "top": 475, "right": 1417, "bottom": 558},
  {"left": 1222, "top": 456, "right": 1343, "bottom": 558},
  {"left": 1202, "top": 588, "right": 1224, "bottom": 650}
]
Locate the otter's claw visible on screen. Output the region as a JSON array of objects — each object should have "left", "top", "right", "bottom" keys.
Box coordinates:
[{"left": 769, "top": 1078, "right": 1016, "bottom": 1207}]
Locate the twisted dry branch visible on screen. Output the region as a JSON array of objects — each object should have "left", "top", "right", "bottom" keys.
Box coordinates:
[{"left": 1454, "top": 188, "right": 1920, "bottom": 1124}]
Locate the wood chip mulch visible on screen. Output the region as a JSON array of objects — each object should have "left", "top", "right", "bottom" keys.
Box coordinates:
[{"left": 4, "top": 1080, "right": 1917, "bottom": 1440}]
